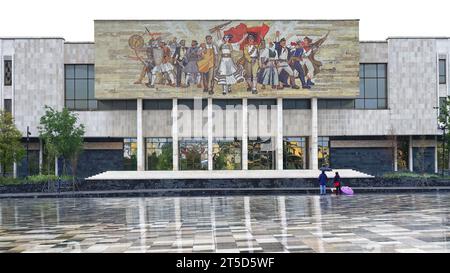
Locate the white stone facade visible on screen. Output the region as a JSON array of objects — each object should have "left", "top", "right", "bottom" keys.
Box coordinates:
[{"left": 1, "top": 36, "right": 449, "bottom": 175}]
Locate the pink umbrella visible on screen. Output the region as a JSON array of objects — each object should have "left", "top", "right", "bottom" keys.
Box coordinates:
[{"left": 341, "top": 186, "right": 354, "bottom": 195}]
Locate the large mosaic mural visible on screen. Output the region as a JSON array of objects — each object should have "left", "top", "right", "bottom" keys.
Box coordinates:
[{"left": 95, "top": 20, "right": 359, "bottom": 99}]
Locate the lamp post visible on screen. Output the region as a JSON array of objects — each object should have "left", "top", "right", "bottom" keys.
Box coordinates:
[{"left": 26, "top": 126, "right": 30, "bottom": 177}]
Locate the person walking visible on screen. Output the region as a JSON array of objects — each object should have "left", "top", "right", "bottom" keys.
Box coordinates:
[
  {"left": 333, "top": 172, "right": 341, "bottom": 195},
  {"left": 318, "top": 170, "right": 328, "bottom": 195}
]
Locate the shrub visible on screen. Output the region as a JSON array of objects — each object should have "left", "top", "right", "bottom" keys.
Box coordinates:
[
  {"left": 382, "top": 172, "right": 441, "bottom": 179},
  {"left": 26, "top": 174, "right": 74, "bottom": 183},
  {"left": 0, "top": 177, "right": 22, "bottom": 185}
]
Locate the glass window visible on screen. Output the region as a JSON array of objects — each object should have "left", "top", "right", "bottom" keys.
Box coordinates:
[
  {"left": 283, "top": 99, "right": 310, "bottom": 109},
  {"left": 65, "top": 100, "right": 75, "bottom": 110},
  {"left": 65, "top": 64, "right": 96, "bottom": 110},
  {"left": 144, "top": 99, "right": 173, "bottom": 110},
  {"left": 213, "top": 99, "right": 242, "bottom": 110},
  {"left": 178, "top": 99, "right": 207, "bottom": 110},
  {"left": 146, "top": 137, "right": 173, "bottom": 170},
  {"left": 4, "top": 60, "right": 12, "bottom": 86},
  {"left": 283, "top": 137, "right": 307, "bottom": 169},
  {"left": 397, "top": 136, "right": 409, "bottom": 171},
  {"left": 364, "top": 99, "right": 378, "bottom": 109},
  {"left": 318, "top": 136, "right": 330, "bottom": 168},
  {"left": 74, "top": 79, "right": 88, "bottom": 99},
  {"left": 341, "top": 100, "right": 355, "bottom": 109},
  {"left": 123, "top": 138, "right": 137, "bottom": 170},
  {"left": 439, "top": 59, "right": 447, "bottom": 84},
  {"left": 65, "top": 79, "right": 75, "bottom": 100},
  {"left": 4, "top": 99, "right": 12, "bottom": 113},
  {"left": 75, "top": 100, "right": 88, "bottom": 110},
  {"left": 364, "top": 64, "right": 377, "bottom": 77},
  {"left": 213, "top": 138, "right": 242, "bottom": 170},
  {"left": 75, "top": 65, "right": 88, "bottom": 79},
  {"left": 65, "top": 64, "right": 75, "bottom": 79},
  {"left": 377, "top": 64, "right": 386, "bottom": 78},
  {"left": 97, "top": 100, "right": 137, "bottom": 110},
  {"left": 364, "top": 79, "right": 378, "bottom": 98},
  {"left": 317, "top": 99, "right": 355, "bottom": 109},
  {"left": 179, "top": 138, "right": 208, "bottom": 170},
  {"left": 358, "top": 63, "right": 387, "bottom": 109},
  {"left": 248, "top": 99, "right": 277, "bottom": 109},
  {"left": 88, "top": 100, "right": 98, "bottom": 110},
  {"left": 88, "top": 65, "right": 95, "bottom": 79},
  {"left": 355, "top": 99, "right": 364, "bottom": 109},
  {"left": 358, "top": 80, "right": 365, "bottom": 98},
  {"left": 248, "top": 137, "right": 276, "bottom": 170}
]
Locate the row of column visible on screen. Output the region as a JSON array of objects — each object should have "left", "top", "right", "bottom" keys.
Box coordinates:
[{"left": 135, "top": 97, "right": 320, "bottom": 171}]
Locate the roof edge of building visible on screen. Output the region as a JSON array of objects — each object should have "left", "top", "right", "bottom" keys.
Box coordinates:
[
  {"left": 387, "top": 36, "right": 450, "bottom": 40},
  {"left": 360, "top": 40, "right": 387, "bottom": 43},
  {"left": 64, "top": 41, "right": 95, "bottom": 44},
  {"left": 0, "top": 37, "right": 65, "bottom": 40},
  {"left": 93, "top": 19, "right": 361, "bottom": 22}
]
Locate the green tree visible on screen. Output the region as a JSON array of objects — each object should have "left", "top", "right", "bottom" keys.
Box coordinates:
[
  {"left": 38, "top": 106, "right": 85, "bottom": 183},
  {"left": 0, "top": 111, "right": 25, "bottom": 177},
  {"left": 438, "top": 98, "right": 450, "bottom": 170}
]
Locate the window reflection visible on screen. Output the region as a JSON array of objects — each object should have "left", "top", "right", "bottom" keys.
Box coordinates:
[
  {"left": 146, "top": 138, "right": 173, "bottom": 170},
  {"left": 248, "top": 137, "right": 276, "bottom": 170},
  {"left": 283, "top": 137, "right": 307, "bottom": 169},
  {"left": 124, "top": 138, "right": 137, "bottom": 170},
  {"left": 179, "top": 138, "right": 208, "bottom": 170},
  {"left": 213, "top": 138, "right": 242, "bottom": 170},
  {"left": 318, "top": 136, "right": 330, "bottom": 168}
]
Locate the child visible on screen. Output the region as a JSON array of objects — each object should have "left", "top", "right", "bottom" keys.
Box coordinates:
[{"left": 333, "top": 172, "right": 341, "bottom": 195}]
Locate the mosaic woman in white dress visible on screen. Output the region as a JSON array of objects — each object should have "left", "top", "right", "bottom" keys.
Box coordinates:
[{"left": 214, "top": 34, "right": 245, "bottom": 95}]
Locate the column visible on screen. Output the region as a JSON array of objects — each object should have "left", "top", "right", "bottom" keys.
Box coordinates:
[
  {"left": 39, "top": 139, "right": 43, "bottom": 174},
  {"left": 137, "top": 98, "right": 144, "bottom": 171},
  {"left": 13, "top": 163, "right": 17, "bottom": 178},
  {"left": 310, "top": 97, "right": 318, "bottom": 169},
  {"left": 242, "top": 98, "right": 248, "bottom": 170},
  {"left": 276, "top": 98, "right": 283, "bottom": 170},
  {"left": 409, "top": 135, "right": 413, "bottom": 172},
  {"left": 207, "top": 98, "right": 213, "bottom": 171},
  {"left": 394, "top": 137, "right": 398, "bottom": 172},
  {"left": 172, "top": 98, "right": 179, "bottom": 171},
  {"left": 54, "top": 156, "right": 58, "bottom": 176},
  {"left": 435, "top": 136, "right": 438, "bottom": 173}
]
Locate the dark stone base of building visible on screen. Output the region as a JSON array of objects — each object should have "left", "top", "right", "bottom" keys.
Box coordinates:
[{"left": 2, "top": 177, "right": 450, "bottom": 198}]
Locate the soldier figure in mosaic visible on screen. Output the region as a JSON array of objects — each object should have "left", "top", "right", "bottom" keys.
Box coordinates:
[
  {"left": 148, "top": 40, "right": 176, "bottom": 88},
  {"left": 172, "top": 39, "right": 187, "bottom": 87},
  {"left": 183, "top": 40, "right": 202, "bottom": 88},
  {"left": 241, "top": 33, "right": 260, "bottom": 94},
  {"left": 197, "top": 35, "right": 218, "bottom": 94}
]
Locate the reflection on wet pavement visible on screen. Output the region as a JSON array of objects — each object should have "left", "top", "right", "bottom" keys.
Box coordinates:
[{"left": 0, "top": 193, "right": 449, "bottom": 253}]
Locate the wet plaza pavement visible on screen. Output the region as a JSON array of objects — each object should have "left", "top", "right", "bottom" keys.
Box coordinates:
[{"left": 0, "top": 193, "right": 449, "bottom": 253}]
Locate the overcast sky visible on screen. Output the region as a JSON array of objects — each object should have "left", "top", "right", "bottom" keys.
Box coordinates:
[{"left": 1, "top": 0, "right": 449, "bottom": 41}]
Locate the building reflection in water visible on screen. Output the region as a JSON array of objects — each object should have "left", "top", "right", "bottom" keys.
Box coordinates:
[{"left": 0, "top": 194, "right": 450, "bottom": 253}]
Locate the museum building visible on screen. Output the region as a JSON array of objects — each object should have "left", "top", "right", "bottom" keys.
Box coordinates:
[{"left": 0, "top": 20, "right": 448, "bottom": 178}]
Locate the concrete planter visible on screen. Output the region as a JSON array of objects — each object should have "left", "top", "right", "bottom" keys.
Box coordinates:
[
  {"left": 0, "top": 180, "right": 78, "bottom": 194},
  {"left": 1, "top": 177, "right": 450, "bottom": 195}
]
